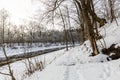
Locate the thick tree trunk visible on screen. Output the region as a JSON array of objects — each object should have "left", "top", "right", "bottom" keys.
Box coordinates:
[
  {"left": 76, "top": 0, "right": 99, "bottom": 55},
  {"left": 87, "top": 0, "right": 106, "bottom": 27}
]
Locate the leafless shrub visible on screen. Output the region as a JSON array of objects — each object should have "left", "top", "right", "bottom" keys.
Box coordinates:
[{"left": 22, "top": 57, "right": 45, "bottom": 79}]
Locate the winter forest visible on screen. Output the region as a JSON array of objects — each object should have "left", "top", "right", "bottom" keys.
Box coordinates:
[{"left": 0, "top": 0, "right": 120, "bottom": 80}]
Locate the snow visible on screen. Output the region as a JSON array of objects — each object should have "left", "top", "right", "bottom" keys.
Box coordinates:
[
  {"left": 0, "top": 44, "right": 66, "bottom": 58},
  {"left": 23, "top": 47, "right": 120, "bottom": 80},
  {"left": 23, "top": 19, "right": 120, "bottom": 80},
  {"left": 99, "top": 19, "right": 120, "bottom": 48},
  {"left": 0, "top": 48, "right": 66, "bottom": 80},
  {"left": 1, "top": 19, "right": 120, "bottom": 80}
]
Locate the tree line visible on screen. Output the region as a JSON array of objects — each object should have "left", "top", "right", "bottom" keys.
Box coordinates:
[{"left": 0, "top": 9, "right": 80, "bottom": 47}]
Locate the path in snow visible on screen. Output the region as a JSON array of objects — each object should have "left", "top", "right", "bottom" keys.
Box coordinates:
[
  {"left": 102, "top": 64, "right": 111, "bottom": 80},
  {"left": 63, "top": 66, "right": 86, "bottom": 80}
]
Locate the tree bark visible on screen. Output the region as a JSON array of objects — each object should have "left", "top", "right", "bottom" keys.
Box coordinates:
[{"left": 76, "top": 0, "right": 99, "bottom": 55}]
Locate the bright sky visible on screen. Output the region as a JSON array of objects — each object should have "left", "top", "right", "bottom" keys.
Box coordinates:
[{"left": 0, "top": 0, "right": 43, "bottom": 25}]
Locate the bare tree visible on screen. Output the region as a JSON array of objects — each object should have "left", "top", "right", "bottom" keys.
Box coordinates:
[
  {"left": 0, "top": 8, "right": 9, "bottom": 44},
  {"left": 58, "top": 7, "right": 69, "bottom": 51}
]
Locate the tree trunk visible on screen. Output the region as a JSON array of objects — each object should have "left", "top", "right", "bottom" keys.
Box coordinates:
[
  {"left": 75, "top": 0, "right": 99, "bottom": 55},
  {"left": 74, "top": 0, "right": 86, "bottom": 43},
  {"left": 108, "top": 0, "right": 116, "bottom": 23},
  {"left": 59, "top": 7, "right": 69, "bottom": 51}
]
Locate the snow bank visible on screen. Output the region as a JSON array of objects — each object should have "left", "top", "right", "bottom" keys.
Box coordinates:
[
  {"left": 24, "top": 19, "right": 120, "bottom": 80},
  {"left": 24, "top": 46, "right": 120, "bottom": 80}
]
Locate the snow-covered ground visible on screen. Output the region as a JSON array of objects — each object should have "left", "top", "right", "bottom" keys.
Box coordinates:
[
  {"left": 0, "top": 48, "right": 66, "bottom": 80},
  {"left": 24, "top": 46, "right": 120, "bottom": 80},
  {"left": 0, "top": 44, "right": 66, "bottom": 58},
  {"left": 23, "top": 19, "right": 120, "bottom": 80},
  {"left": 1, "top": 19, "right": 120, "bottom": 80}
]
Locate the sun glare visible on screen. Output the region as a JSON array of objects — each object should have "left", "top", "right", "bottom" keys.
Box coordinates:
[{"left": 0, "top": 0, "right": 41, "bottom": 25}]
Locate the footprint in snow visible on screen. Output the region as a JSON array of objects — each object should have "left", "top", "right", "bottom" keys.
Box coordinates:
[{"left": 102, "top": 64, "right": 111, "bottom": 80}]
